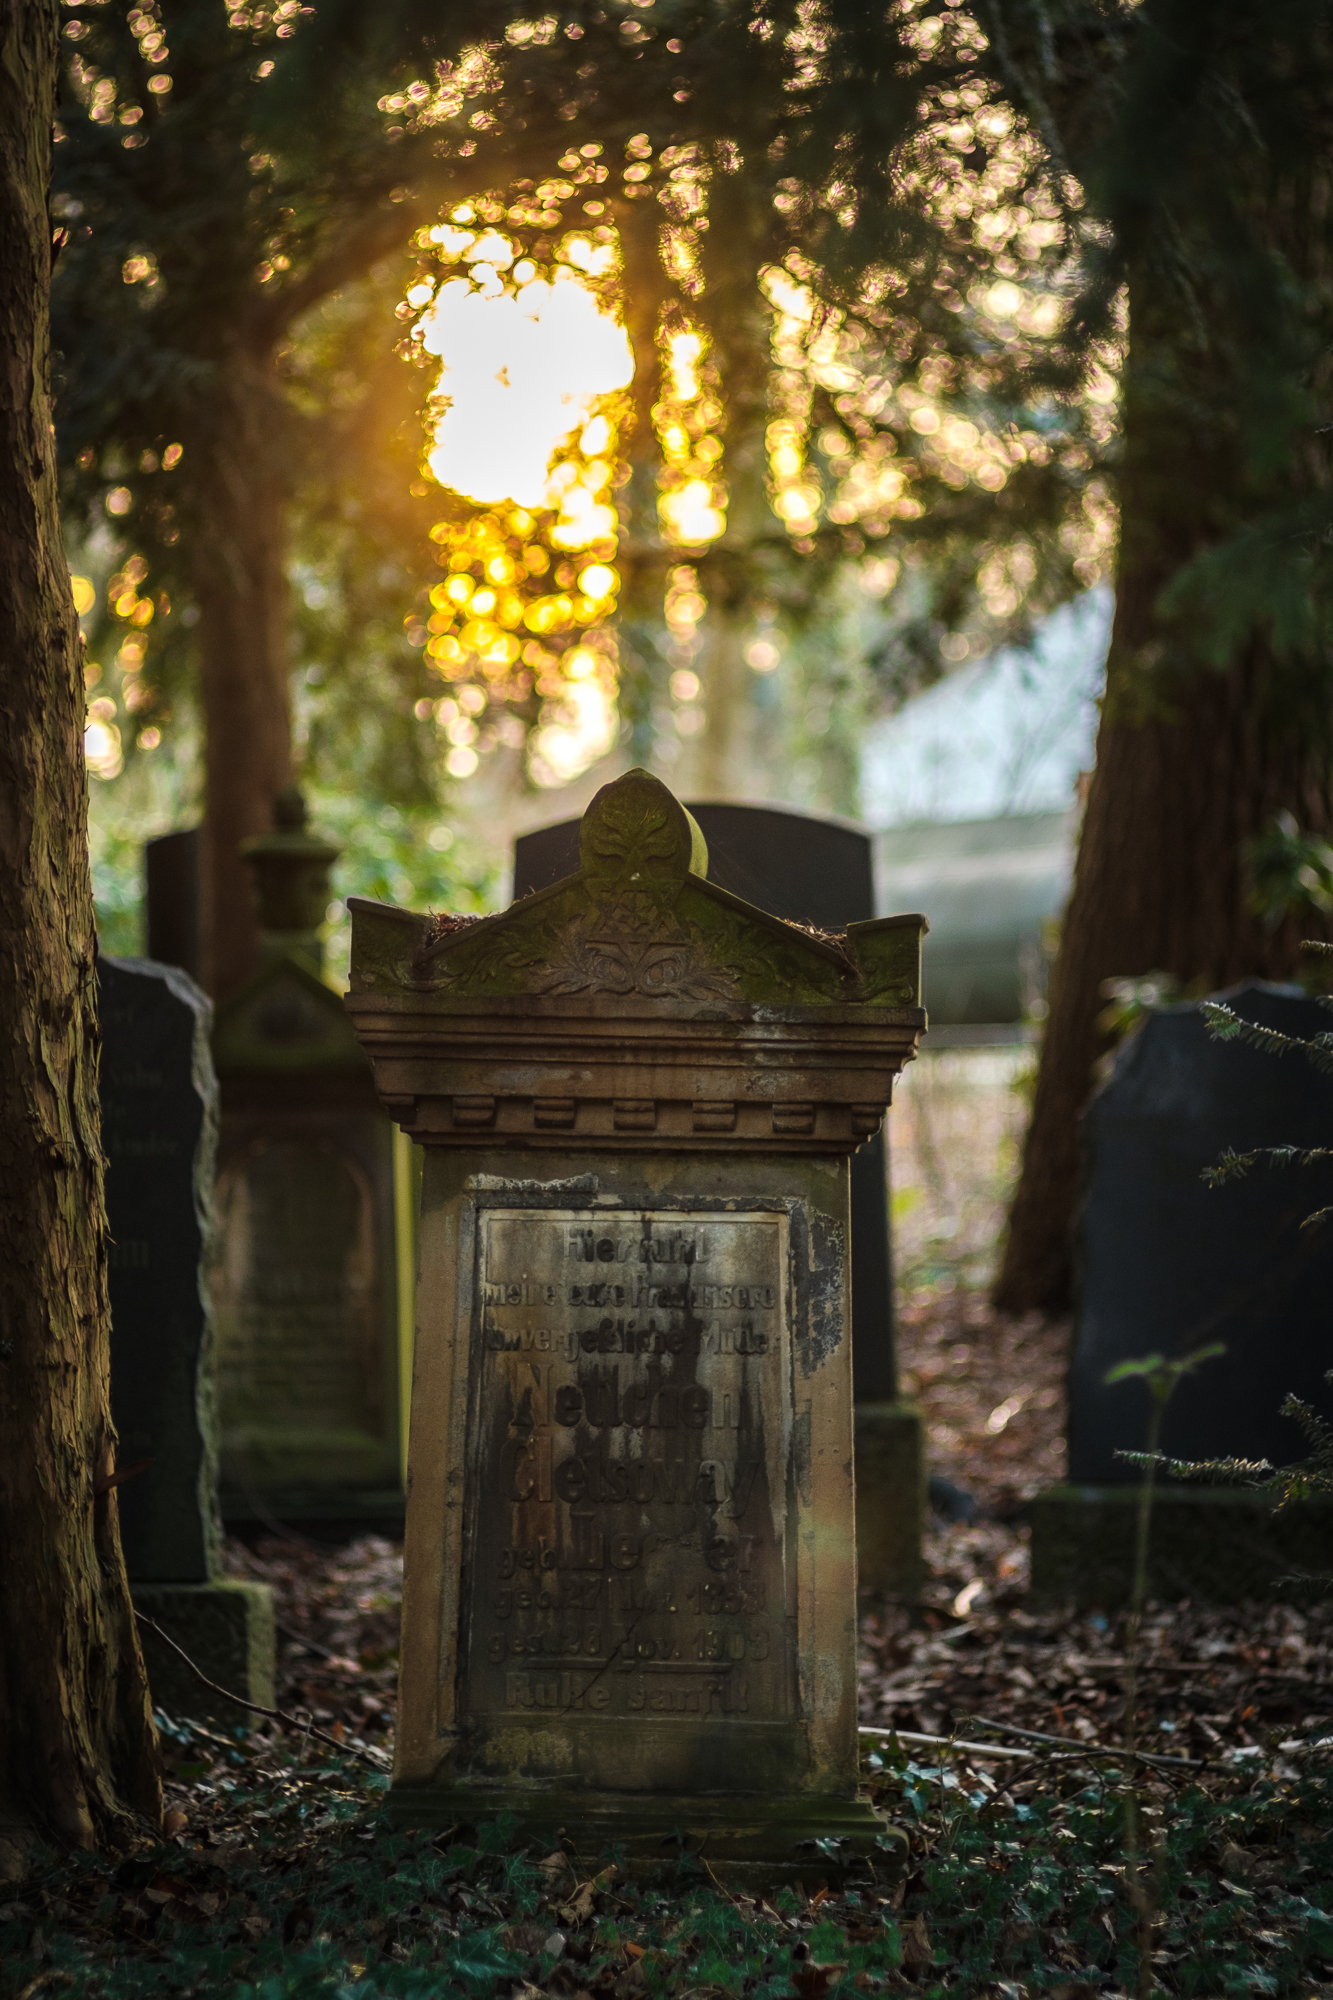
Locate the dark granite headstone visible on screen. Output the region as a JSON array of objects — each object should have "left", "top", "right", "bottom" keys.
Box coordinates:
[
  {"left": 145, "top": 827, "right": 201, "bottom": 983},
  {"left": 100, "top": 956, "right": 219, "bottom": 1581},
  {"left": 100, "top": 955, "right": 276, "bottom": 1719},
  {"left": 514, "top": 801, "right": 895, "bottom": 1398},
  {"left": 1070, "top": 981, "right": 1333, "bottom": 1483}
]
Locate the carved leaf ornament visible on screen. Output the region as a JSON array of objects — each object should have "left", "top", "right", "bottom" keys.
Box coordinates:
[
  {"left": 532, "top": 914, "right": 739, "bottom": 1000},
  {"left": 412, "top": 772, "right": 722, "bottom": 997},
  {"left": 526, "top": 776, "right": 739, "bottom": 998}
]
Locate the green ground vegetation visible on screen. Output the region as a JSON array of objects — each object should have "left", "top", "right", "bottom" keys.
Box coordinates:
[{"left": 4, "top": 1718, "right": 1333, "bottom": 1999}]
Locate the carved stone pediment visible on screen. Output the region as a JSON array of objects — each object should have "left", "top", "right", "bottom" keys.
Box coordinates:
[{"left": 344, "top": 769, "right": 927, "bottom": 1155}]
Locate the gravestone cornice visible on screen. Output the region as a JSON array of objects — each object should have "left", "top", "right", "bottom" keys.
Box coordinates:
[{"left": 345, "top": 770, "right": 927, "bottom": 1155}]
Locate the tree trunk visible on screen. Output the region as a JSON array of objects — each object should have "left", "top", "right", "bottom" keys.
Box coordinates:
[
  {"left": 995, "top": 268, "right": 1333, "bottom": 1314},
  {"left": 0, "top": 0, "right": 161, "bottom": 1865},
  {"left": 613, "top": 194, "right": 672, "bottom": 769},
  {"left": 695, "top": 241, "right": 772, "bottom": 799},
  {"left": 695, "top": 586, "right": 757, "bottom": 796},
  {"left": 994, "top": 645, "right": 1330, "bottom": 1313},
  {"left": 191, "top": 350, "right": 293, "bottom": 1000}
]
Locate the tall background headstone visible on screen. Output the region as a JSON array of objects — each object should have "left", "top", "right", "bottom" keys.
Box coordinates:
[
  {"left": 144, "top": 827, "right": 201, "bottom": 985},
  {"left": 210, "top": 792, "right": 407, "bottom": 1531},
  {"left": 1031, "top": 981, "right": 1333, "bottom": 1604},
  {"left": 100, "top": 956, "right": 274, "bottom": 1722},
  {"left": 514, "top": 799, "right": 924, "bottom": 1593}
]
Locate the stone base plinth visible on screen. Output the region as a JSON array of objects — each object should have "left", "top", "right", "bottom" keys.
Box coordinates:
[
  {"left": 1029, "top": 1487, "right": 1333, "bottom": 1609},
  {"left": 855, "top": 1402, "right": 926, "bottom": 1598},
  {"left": 133, "top": 1580, "right": 276, "bottom": 1730},
  {"left": 384, "top": 1785, "right": 905, "bottom": 1891}
]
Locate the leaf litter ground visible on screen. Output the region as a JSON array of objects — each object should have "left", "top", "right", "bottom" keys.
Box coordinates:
[{"left": 5, "top": 1289, "right": 1333, "bottom": 2000}]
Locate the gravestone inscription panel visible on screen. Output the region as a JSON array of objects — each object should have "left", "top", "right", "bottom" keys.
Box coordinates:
[
  {"left": 213, "top": 1136, "right": 383, "bottom": 1480},
  {"left": 468, "top": 1208, "right": 790, "bottom": 1738}
]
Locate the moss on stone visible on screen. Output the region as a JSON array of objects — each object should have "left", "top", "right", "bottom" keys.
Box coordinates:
[{"left": 349, "top": 770, "right": 926, "bottom": 1014}]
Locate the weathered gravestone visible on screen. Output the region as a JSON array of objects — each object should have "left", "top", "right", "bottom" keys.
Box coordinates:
[
  {"left": 513, "top": 801, "right": 925, "bottom": 1594},
  {"left": 211, "top": 791, "right": 406, "bottom": 1530},
  {"left": 346, "top": 769, "right": 925, "bottom": 1879},
  {"left": 1030, "top": 980, "right": 1333, "bottom": 1605},
  {"left": 99, "top": 956, "right": 274, "bottom": 1724}
]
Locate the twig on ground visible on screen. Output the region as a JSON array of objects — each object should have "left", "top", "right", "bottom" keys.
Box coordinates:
[
  {"left": 135, "top": 1613, "right": 388, "bottom": 1771},
  {"left": 861, "top": 1727, "right": 1038, "bottom": 1763},
  {"left": 961, "top": 1713, "right": 1216, "bottom": 1771},
  {"left": 860, "top": 1723, "right": 1218, "bottom": 1773},
  {"left": 275, "top": 1620, "right": 340, "bottom": 1663}
]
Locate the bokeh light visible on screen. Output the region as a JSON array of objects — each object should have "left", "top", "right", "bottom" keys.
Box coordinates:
[
  {"left": 410, "top": 236, "right": 635, "bottom": 792},
  {"left": 421, "top": 271, "right": 632, "bottom": 511}
]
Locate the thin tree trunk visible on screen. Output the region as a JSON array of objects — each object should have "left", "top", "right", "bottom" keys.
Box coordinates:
[
  {"left": 613, "top": 195, "right": 672, "bottom": 769},
  {"left": 0, "top": 0, "right": 161, "bottom": 1866},
  {"left": 192, "top": 351, "right": 293, "bottom": 1000},
  {"left": 696, "top": 236, "right": 771, "bottom": 798},
  {"left": 695, "top": 588, "right": 756, "bottom": 795}
]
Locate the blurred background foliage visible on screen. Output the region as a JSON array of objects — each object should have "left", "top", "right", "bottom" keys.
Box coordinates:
[{"left": 55, "top": 0, "right": 1333, "bottom": 976}]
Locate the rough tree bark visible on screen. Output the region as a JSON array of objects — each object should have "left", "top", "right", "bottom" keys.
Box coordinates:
[
  {"left": 0, "top": 0, "right": 162, "bottom": 1865},
  {"left": 190, "top": 349, "right": 293, "bottom": 1001},
  {"left": 994, "top": 648, "right": 1330, "bottom": 1313},
  {"left": 995, "top": 272, "right": 1333, "bottom": 1314}
]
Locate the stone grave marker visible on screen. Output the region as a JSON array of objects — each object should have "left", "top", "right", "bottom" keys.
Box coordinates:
[
  {"left": 346, "top": 769, "right": 924, "bottom": 1878},
  {"left": 99, "top": 955, "right": 274, "bottom": 1723},
  {"left": 513, "top": 800, "right": 924, "bottom": 1592},
  {"left": 1030, "top": 979, "right": 1333, "bottom": 1605},
  {"left": 211, "top": 791, "right": 406, "bottom": 1530}
]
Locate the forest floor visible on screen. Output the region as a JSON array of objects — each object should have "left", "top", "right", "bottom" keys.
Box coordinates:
[{"left": 5, "top": 1287, "right": 1333, "bottom": 1999}]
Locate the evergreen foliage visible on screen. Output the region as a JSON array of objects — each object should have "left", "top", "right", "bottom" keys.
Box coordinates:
[
  {"left": 52, "top": 0, "right": 520, "bottom": 784},
  {"left": 53, "top": 0, "right": 1112, "bottom": 822},
  {"left": 985, "top": 0, "right": 1333, "bottom": 717},
  {"left": 56, "top": 1, "right": 1333, "bottom": 735}
]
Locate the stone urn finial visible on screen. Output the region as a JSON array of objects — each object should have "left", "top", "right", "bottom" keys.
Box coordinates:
[{"left": 240, "top": 788, "right": 339, "bottom": 970}]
